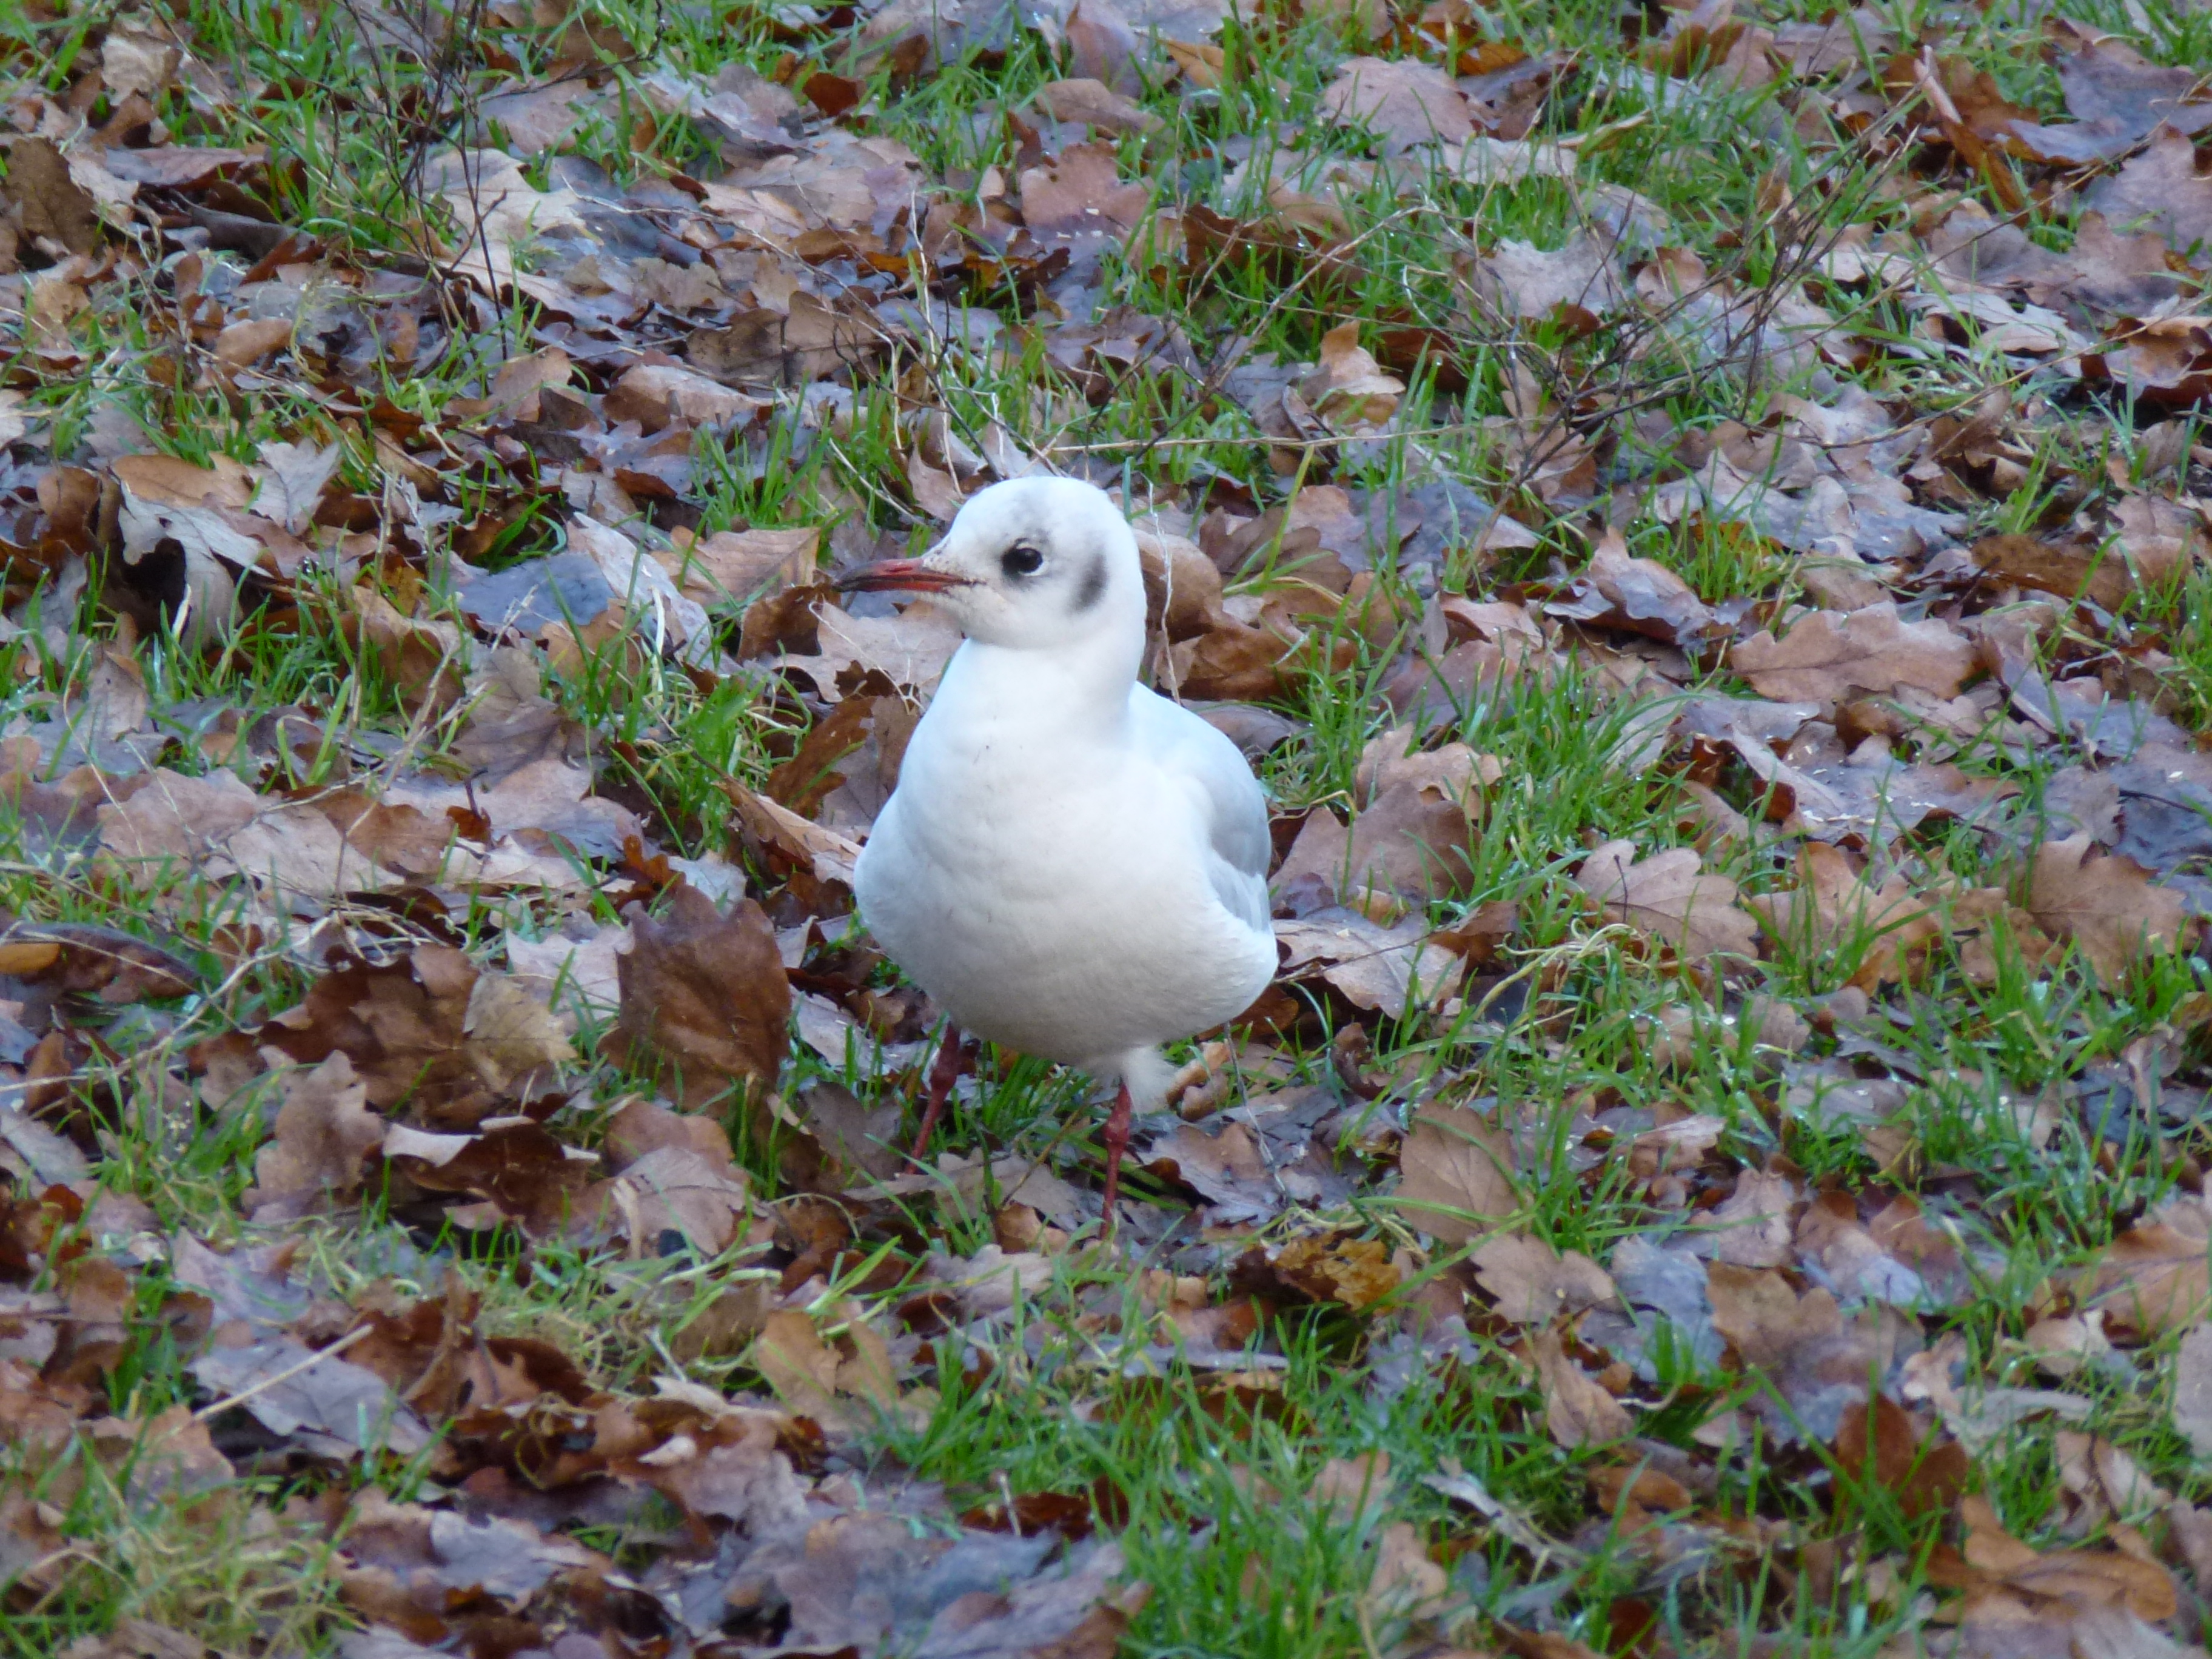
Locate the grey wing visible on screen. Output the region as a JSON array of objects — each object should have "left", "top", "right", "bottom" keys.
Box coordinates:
[{"left": 1132, "top": 689, "right": 1273, "bottom": 934}]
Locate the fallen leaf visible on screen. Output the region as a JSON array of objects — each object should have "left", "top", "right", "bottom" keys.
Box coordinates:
[
  {"left": 246, "top": 1053, "right": 383, "bottom": 1219},
  {"left": 1530, "top": 1328, "right": 1631, "bottom": 1447},
  {"left": 1575, "top": 839, "right": 1759, "bottom": 960},
  {"left": 1748, "top": 843, "right": 1938, "bottom": 989},
  {"left": 611, "top": 881, "right": 791, "bottom": 1110},
  {"left": 2027, "top": 836, "right": 2189, "bottom": 981},
  {"left": 260, "top": 950, "right": 563, "bottom": 1130},
  {"left": 1730, "top": 604, "right": 1975, "bottom": 702},
  {"left": 2083, "top": 1203, "right": 2211, "bottom": 1339},
  {"left": 1395, "top": 1101, "right": 1515, "bottom": 1244},
  {"left": 1320, "top": 56, "right": 1475, "bottom": 153},
  {"left": 1473, "top": 1232, "right": 1619, "bottom": 1322},
  {"left": 1034, "top": 76, "right": 1164, "bottom": 135},
  {"left": 2174, "top": 1324, "right": 2212, "bottom": 1460},
  {"left": 1832, "top": 1394, "right": 1967, "bottom": 1519}
]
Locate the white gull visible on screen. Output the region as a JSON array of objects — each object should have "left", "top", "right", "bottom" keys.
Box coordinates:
[{"left": 842, "top": 475, "right": 1278, "bottom": 1220}]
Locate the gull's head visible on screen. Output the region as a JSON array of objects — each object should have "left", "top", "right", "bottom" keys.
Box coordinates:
[{"left": 837, "top": 475, "right": 1143, "bottom": 654}]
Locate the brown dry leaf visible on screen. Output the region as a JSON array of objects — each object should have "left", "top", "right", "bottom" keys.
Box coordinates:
[
  {"left": 1748, "top": 843, "right": 1938, "bottom": 989},
  {"left": 1703, "top": 1261, "right": 1910, "bottom": 1440},
  {"left": 1695, "top": 1168, "right": 1800, "bottom": 1269},
  {"left": 1034, "top": 76, "right": 1164, "bottom": 135},
  {"left": 1395, "top": 1101, "right": 1515, "bottom": 1244},
  {"left": 611, "top": 881, "right": 791, "bottom": 1110},
  {"left": 1163, "top": 38, "right": 1225, "bottom": 87},
  {"left": 1300, "top": 322, "right": 1404, "bottom": 429},
  {"left": 1476, "top": 232, "right": 1625, "bottom": 319},
  {"left": 460, "top": 972, "right": 576, "bottom": 1094},
  {"left": 1730, "top": 603, "right": 1975, "bottom": 702},
  {"left": 1019, "top": 141, "right": 1150, "bottom": 245},
  {"left": 259, "top": 950, "right": 565, "bottom": 1130},
  {"left": 2027, "top": 836, "right": 2189, "bottom": 981},
  {"left": 603, "top": 362, "right": 760, "bottom": 434},
  {"left": 724, "top": 777, "right": 864, "bottom": 891},
  {"left": 1530, "top": 1328, "right": 1631, "bottom": 1447},
  {"left": 2055, "top": 1429, "right": 2171, "bottom": 1523},
  {"left": 750, "top": 1307, "right": 899, "bottom": 1427},
  {"left": 1363, "top": 1521, "right": 1449, "bottom": 1619},
  {"left": 1250, "top": 1235, "right": 1402, "bottom": 1310},
  {"left": 1948, "top": 1493, "right": 2177, "bottom": 1623},
  {"left": 1832, "top": 1395, "right": 1967, "bottom": 1520},
  {"left": 1274, "top": 908, "right": 1461, "bottom": 1012},
  {"left": 2082, "top": 130, "right": 2212, "bottom": 275},
  {"left": 668, "top": 525, "right": 820, "bottom": 608},
  {"left": 1473, "top": 1233, "right": 1618, "bottom": 1323},
  {"left": 0, "top": 920, "right": 196, "bottom": 1003},
  {"left": 342, "top": 588, "right": 464, "bottom": 717},
  {"left": 2082, "top": 1203, "right": 2211, "bottom": 1339},
  {"left": 1944, "top": 886, "right": 2059, "bottom": 985},
  {"left": 1320, "top": 56, "right": 1474, "bottom": 153},
  {"left": 1971, "top": 532, "right": 2133, "bottom": 613},
  {"left": 588, "top": 1099, "right": 757, "bottom": 1256},
  {"left": 2176, "top": 1326, "right": 2212, "bottom": 1461},
  {"left": 5, "top": 137, "right": 102, "bottom": 255},
  {"left": 245, "top": 1053, "right": 383, "bottom": 1219},
  {"left": 1547, "top": 529, "right": 1717, "bottom": 651},
  {"left": 1169, "top": 617, "right": 1295, "bottom": 701},
  {"left": 191, "top": 1335, "right": 431, "bottom": 1456},
  {"left": 1575, "top": 839, "right": 1758, "bottom": 960}
]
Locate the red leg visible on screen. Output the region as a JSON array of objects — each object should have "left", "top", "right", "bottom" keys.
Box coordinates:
[
  {"left": 910, "top": 1027, "right": 970, "bottom": 1162},
  {"left": 1099, "top": 1080, "right": 1134, "bottom": 1233}
]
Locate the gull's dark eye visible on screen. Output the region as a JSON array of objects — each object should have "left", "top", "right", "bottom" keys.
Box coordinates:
[{"left": 1000, "top": 544, "right": 1044, "bottom": 578}]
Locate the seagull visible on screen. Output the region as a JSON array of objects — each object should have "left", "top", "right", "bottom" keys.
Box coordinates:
[{"left": 839, "top": 475, "right": 1279, "bottom": 1224}]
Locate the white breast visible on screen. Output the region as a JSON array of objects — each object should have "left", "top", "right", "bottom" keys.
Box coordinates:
[{"left": 854, "top": 648, "right": 1276, "bottom": 1067}]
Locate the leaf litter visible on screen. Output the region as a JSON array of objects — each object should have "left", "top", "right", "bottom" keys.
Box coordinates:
[{"left": 5, "top": 0, "right": 2212, "bottom": 1654}]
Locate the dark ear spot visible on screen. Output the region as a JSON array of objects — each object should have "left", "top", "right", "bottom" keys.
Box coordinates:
[{"left": 1071, "top": 552, "right": 1108, "bottom": 613}]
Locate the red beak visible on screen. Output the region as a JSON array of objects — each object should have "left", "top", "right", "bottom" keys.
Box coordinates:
[{"left": 834, "top": 558, "right": 974, "bottom": 594}]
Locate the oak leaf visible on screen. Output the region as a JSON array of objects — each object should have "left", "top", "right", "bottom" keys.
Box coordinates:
[
  {"left": 1394, "top": 1101, "right": 1515, "bottom": 1244},
  {"left": 611, "top": 880, "right": 791, "bottom": 1110},
  {"left": 1730, "top": 603, "right": 1974, "bottom": 702},
  {"left": 1530, "top": 1329, "right": 1631, "bottom": 1447},
  {"left": 1575, "top": 840, "right": 1758, "bottom": 960},
  {"left": 2027, "top": 835, "right": 2188, "bottom": 980},
  {"left": 246, "top": 1052, "right": 383, "bottom": 1219},
  {"left": 1319, "top": 57, "right": 1473, "bottom": 153},
  {"left": 1472, "top": 1233, "right": 1619, "bottom": 1323},
  {"left": 1749, "top": 843, "right": 1937, "bottom": 989}
]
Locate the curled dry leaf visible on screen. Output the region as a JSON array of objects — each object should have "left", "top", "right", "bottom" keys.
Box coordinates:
[
  {"left": 1932, "top": 1493, "right": 2177, "bottom": 1625},
  {"left": 1529, "top": 1328, "right": 1631, "bottom": 1448},
  {"left": 0, "top": 920, "right": 196, "bottom": 1004},
  {"left": 260, "top": 949, "right": 569, "bottom": 1130},
  {"left": 1546, "top": 530, "right": 1717, "bottom": 651},
  {"left": 246, "top": 1052, "right": 383, "bottom": 1219},
  {"left": 586, "top": 1098, "right": 758, "bottom": 1255},
  {"left": 1275, "top": 907, "right": 1462, "bottom": 1012},
  {"left": 610, "top": 880, "right": 791, "bottom": 1111},
  {"left": 1575, "top": 839, "right": 1759, "bottom": 960}
]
